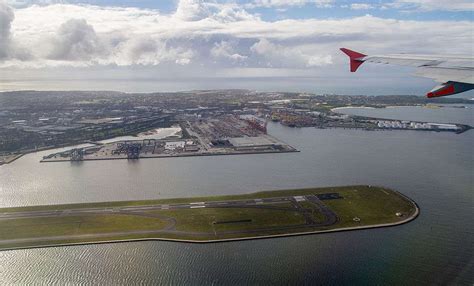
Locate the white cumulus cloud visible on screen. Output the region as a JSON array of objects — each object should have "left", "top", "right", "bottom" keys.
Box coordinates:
[
  {"left": 211, "top": 41, "right": 247, "bottom": 61},
  {"left": 0, "top": 0, "right": 472, "bottom": 76},
  {"left": 248, "top": 0, "right": 334, "bottom": 8},
  {"left": 48, "top": 19, "right": 102, "bottom": 61},
  {"left": 350, "top": 3, "right": 375, "bottom": 10},
  {"left": 251, "top": 38, "right": 332, "bottom": 68}
]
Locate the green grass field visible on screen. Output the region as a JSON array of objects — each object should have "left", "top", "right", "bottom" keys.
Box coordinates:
[
  {"left": 0, "top": 214, "right": 168, "bottom": 240},
  {"left": 323, "top": 187, "right": 417, "bottom": 227},
  {"left": 0, "top": 185, "right": 418, "bottom": 250}
]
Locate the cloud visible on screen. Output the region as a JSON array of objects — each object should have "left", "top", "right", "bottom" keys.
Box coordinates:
[
  {"left": 349, "top": 3, "right": 375, "bottom": 10},
  {"left": 346, "top": 1, "right": 473, "bottom": 12},
  {"left": 211, "top": 41, "right": 247, "bottom": 62},
  {"left": 0, "top": 1, "right": 14, "bottom": 58},
  {"left": 0, "top": 0, "right": 472, "bottom": 74},
  {"left": 248, "top": 0, "right": 334, "bottom": 8},
  {"left": 175, "top": 0, "right": 257, "bottom": 22},
  {"left": 174, "top": 0, "right": 212, "bottom": 21},
  {"left": 251, "top": 38, "right": 332, "bottom": 67},
  {"left": 48, "top": 19, "right": 102, "bottom": 61},
  {"left": 176, "top": 58, "right": 191, "bottom": 65},
  {"left": 390, "top": 0, "right": 473, "bottom": 11}
]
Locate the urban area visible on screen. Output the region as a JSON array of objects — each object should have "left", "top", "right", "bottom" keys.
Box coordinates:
[{"left": 0, "top": 90, "right": 471, "bottom": 164}]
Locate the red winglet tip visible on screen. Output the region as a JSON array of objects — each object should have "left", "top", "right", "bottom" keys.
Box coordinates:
[
  {"left": 340, "top": 48, "right": 366, "bottom": 72},
  {"left": 426, "top": 83, "right": 456, "bottom": 98},
  {"left": 340, "top": 48, "right": 366, "bottom": 59}
]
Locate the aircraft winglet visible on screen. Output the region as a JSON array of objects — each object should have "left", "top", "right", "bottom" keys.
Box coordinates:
[{"left": 340, "top": 48, "right": 366, "bottom": 72}]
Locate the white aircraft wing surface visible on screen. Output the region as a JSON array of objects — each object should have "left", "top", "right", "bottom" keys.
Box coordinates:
[{"left": 340, "top": 48, "right": 474, "bottom": 98}]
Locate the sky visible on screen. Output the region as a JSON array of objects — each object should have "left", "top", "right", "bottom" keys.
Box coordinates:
[{"left": 0, "top": 0, "right": 473, "bottom": 95}]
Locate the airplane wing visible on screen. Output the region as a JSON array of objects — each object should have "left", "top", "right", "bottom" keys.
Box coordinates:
[{"left": 340, "top": 48, "right": 474, "bottom": 98}]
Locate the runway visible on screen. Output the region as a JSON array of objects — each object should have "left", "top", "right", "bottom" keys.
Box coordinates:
[{"left": 0, "top": 195, "right": 339, "bottom": 247}]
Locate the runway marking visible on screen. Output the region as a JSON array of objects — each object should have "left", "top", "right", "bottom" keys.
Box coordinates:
[
  {"left": 190, "top": 206, "right": 206, "bottom": 209},
  {"left": 137, "top": 206, "right": 156, "bottom": 210},
  {"left": 190, "top": 202, "right": 205, "bottom": 205},
  {"left": 294, "top": 196, "right": 306, "bottom": 202}
]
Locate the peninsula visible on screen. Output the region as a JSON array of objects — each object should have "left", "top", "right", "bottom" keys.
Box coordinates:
[{"left": 0, "top": 185, "right": 418, "bottom": 250}]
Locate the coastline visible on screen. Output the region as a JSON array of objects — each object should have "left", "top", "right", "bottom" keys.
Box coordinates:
[
  {"left": 40, "top": 149, "right": 300, "bottom": 163},
  {"left": 0, "top": 186, "right": 419, "bottom": 251},
  {"left": 0, "top": 201, "right": 419, "bottom": 251},
  {"left": 0, "top": 153, "right": 24, "bottom": 166},
  {"left": 331, "top": 106, "right": 377, "bottom": 111},
  {"left": 0, "top": 126, "right": 182, "bottom": 166}
]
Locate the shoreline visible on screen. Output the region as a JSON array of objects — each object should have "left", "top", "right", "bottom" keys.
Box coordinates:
[
  {"left": 0, "top": 153, "right": 24, "bottom": 166},
  {"left": 40, "top": 149, "right": 300, "bottom": 163},
  {"left": 331, "top": 106, "right": 377, "bottom": 111},
  {"left": 0, "top": 203, "right": 419, "bottom": 251},
  {"left": 331, "top": 104, "right": 469, "bottom": 112},
  {"left": 0, "top": 186, "right": 419, "bottom": 251},
  {"left": 0, "top": 126, "right": 182, "bottom": 166}
]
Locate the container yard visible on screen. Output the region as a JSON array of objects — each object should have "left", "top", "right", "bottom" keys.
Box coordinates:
[{"left": 41, "top": 116, "right": 297, "bottom": 162}]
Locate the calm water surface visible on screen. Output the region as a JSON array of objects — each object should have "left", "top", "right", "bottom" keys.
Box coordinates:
[
  {"left": 0, "top": 106, "right": 472, "bottom": 285},
  {"left": 334, "top": 104, "right": 473, "bottom": 125}
]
